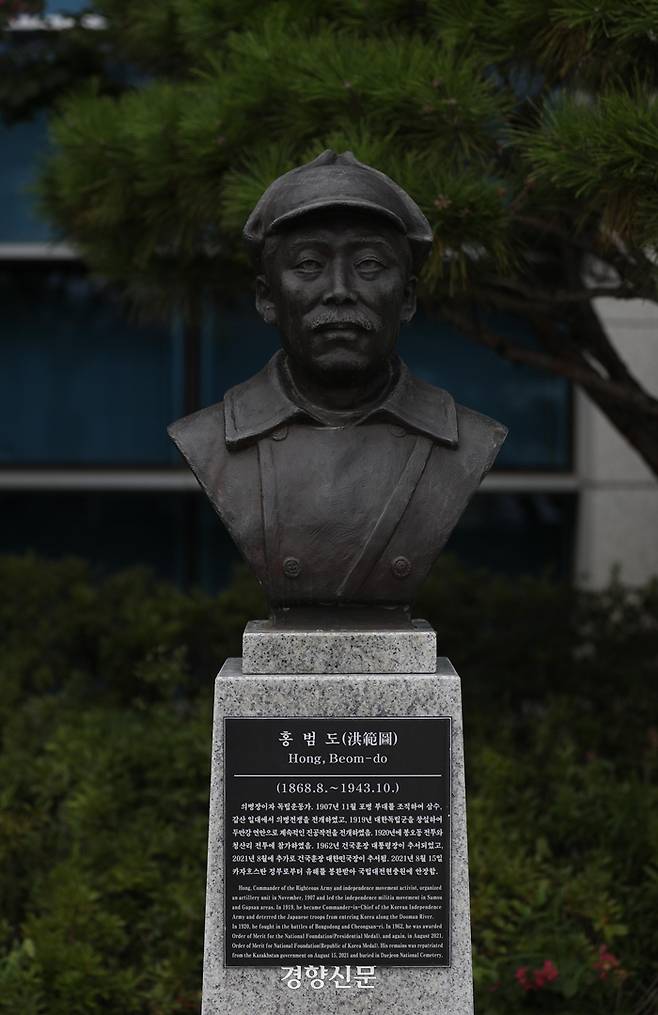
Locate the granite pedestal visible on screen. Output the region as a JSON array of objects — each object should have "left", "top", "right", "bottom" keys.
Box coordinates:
[{"left": 202, "top": 625, "right": 474, "bottom": 1014}]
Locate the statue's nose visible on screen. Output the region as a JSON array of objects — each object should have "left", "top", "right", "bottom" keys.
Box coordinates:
[{"left": 322, "top": 261, "right": 356, "bottom": 304}]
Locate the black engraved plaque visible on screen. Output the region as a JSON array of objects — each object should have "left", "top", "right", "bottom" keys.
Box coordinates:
[{"left": 224, "top": 716, "right": 451, "bottom": 967}]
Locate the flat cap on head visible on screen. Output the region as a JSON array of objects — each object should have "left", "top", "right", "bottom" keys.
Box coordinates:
[{"left": 243, "top": 150, "right": 433, "bottom": 272}]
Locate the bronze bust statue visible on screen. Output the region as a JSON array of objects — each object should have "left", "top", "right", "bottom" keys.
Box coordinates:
[{"left": 168, "top": 151, "right": 507, "bottom": 620}]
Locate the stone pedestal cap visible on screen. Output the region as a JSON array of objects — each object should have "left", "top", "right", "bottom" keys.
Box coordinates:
[{"left": 242, "top": 617, "right": 437, "bottom": 674}]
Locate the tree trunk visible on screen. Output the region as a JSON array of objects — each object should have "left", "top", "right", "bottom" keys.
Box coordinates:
[
  {"left": 440, "top": 298, "right": 658, "bottom": 478},
  {"left": 561, "top": 302, "right": 658, "bottom": 476}
]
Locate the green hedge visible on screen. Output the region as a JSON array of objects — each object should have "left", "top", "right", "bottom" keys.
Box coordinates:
[{"left": 0, "top": 555, "right": 656, "bottom": 1014}]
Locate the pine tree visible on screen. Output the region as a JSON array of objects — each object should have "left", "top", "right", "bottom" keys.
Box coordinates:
[{"left": 5, "top": 1, "right": 658, "bottom": 473}]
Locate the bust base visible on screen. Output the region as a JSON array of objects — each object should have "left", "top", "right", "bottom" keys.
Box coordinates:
[{"left": 242, "top": 618, "right": 437, "bottom": 673}]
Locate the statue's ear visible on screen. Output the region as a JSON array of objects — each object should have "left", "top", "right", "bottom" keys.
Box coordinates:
[
  {"left": 255, "top": 276, "right": 277, "bottom": 325},
  {"left": 400, "top": 276, "right": 417, "bottom": 325}
]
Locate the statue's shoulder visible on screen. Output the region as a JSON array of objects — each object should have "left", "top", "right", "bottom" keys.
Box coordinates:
[
  {"left": 454, "top": 400, "right": 508, "bottom": 459},
  {"left": 223, "top": 353, "right": 295, "bottom": 448},
  {"left": 396, "top": 363, "right": 508, "bottom": 470},
  {"left": 444, "top": 398, "right": 509, "bottom": 485},
  {"left": 167, "top": 400, "right": 226, "bottom": 466},
  {"left": 167, "top": 353, "right": 288, "bottom": 471}
]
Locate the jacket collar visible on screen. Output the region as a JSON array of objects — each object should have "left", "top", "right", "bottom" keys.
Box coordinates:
[{"left": 224, "top": 350, "right": 458, "bottom": 449}]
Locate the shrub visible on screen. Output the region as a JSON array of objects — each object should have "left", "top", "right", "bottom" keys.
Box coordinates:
[{"left": 0, "top": 555, "right": 655, "bottom": 1013}]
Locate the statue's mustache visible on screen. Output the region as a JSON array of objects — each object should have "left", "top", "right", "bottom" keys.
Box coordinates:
[{"left": 308, "top": 312, "right": 377, "bottom": 332}]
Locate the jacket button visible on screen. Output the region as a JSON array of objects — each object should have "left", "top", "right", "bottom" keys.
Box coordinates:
[
  {"left": 271, "top": 426, "right": 288, "bottom": 441},
  {"left": 389, "top": 424, "right": 407, "bottom": 437},
  {"left": 391, "top": 555, "right": 412, "bottom": 578},
  {"left": 282, "top": 556, "right": 302, "bottom": 578}
]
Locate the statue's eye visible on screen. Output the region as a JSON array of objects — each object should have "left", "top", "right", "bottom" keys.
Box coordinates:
[
  {"left": 295, "top": 258, "right": 323, "bottom": 273},
  {"left": 357, "top": 257, "right": 384, "bottom": 273}
]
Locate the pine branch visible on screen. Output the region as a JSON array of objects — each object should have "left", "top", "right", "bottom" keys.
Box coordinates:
[
  {"left": 441, "top": 305, "right": 658, "bottom": 419},
  {"left": 478, "top": 278, "right": 655, "bottom": 306},
  {"left": 515, "top": 214, "right": 658, "bottom": 299}
]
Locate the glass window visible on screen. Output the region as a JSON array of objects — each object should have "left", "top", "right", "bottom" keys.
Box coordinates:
[
  {"left": 0, "top": 264, "right": 183, "bottom": 465},
  {"left": 0, "top": 114, "right": 53, "bottom": 243},
  {"left": 0, "top": 490, "right": 245, "bottom": 589},
  {"left": 200, "top": 302, "right": 278, "bottom": 407},
  {"left": 44, "top": 0, "right": 90, "bottom": 12},
  {"left": 0, "top": 491, "right": 197, "bottom": 584},
  {"left": 446, "top": 493, "right": 576, "bottom": 579}
]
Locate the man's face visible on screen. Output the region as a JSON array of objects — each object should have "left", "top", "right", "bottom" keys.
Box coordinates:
[{"left": 256, "top": 210, "right": 416, "bottom": 381}]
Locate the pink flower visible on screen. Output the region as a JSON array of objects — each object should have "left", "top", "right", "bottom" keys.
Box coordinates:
[
  {"left": 515, "top": 966, "right": 532, "bottom": 991},
  {"left": 594, "top": 945, "right": 620, "bottom": 980},
  {"left": 516, "top": 960, "right": 559, "bottom": 991},
  {"left": 534, "top": 960, "right": 559, "bottom": 987}
]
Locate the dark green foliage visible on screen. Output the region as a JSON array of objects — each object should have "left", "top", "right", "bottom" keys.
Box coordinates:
[
  {"left": 0, "top": 554, "right": 656, "bottom": 1012},
  {"left": 0, "top": 556, "right": 266, "bottom": 1014},
  {"left": 26, "top": 0, "right": 658, "bottom": 310},
  {"left": 417, "top": 562, "right": 658, "bottom": 1012}
]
